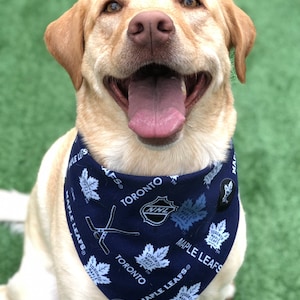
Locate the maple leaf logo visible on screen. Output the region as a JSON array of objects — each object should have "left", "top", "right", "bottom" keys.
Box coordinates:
[
  {"left": 84, "top": 256, "right": 111, "bottom": 285},
  {"left": 169, "top": 175, "right": 179, "bottom": 185},
  {"left": 204, "top": 161, "right": 223, "bottom": 187},
  {"left": 205, "top": 220, "right": 230, "bottom": 251},
  {"left": 171, "top": 194, "right": 208, "bottom": 231},
  {"left": 135, "top": 244, "right": 170, "bottom": 272},
  {"left": 79, "top": 168, "right": 100, "bottom": 203},
  {"left": 171, "top": 282, "right": 201, "bottom": 300}
]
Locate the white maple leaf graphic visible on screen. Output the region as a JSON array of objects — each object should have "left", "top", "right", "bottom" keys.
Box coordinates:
[
  {"left": 171, "top": 282, "right": 201, "bottom": 300},
  {"left": 205, "top": 220, "right": 230, "bottom": 251},
  {"left": 79, "top": 168, "right": 100, "bottom": 203},
  {"left": 135, "top": 244, "right": 170, "bottom": 272},
  {"left": 84, "top": 256, "right": 111, "bottom": 285},
  {"left": 169, "top": 175, "right": 179, "bottom": 185},
  {"left": 171, "top": 195, "right": 208, "bottom": 231}
]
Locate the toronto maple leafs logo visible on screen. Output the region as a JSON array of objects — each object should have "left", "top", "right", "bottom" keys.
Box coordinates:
[
  {"left": 171, "top": 282, "right": 201, "bottom": 300},
  {"left": 135, "top": 244, "right": 170, "bottom": 272},
  {"left": 79, "top": 168, "right": 100, "bottom": 203},
  {"left": 84, "top": 256, "right": 111, "bottom": 285},
  {"left": 205, "top": 220, "right": 230, "bottom": 251},
  {"left": 204, "top": 162, "right": 223, "bottom": 188},
  {"left": 169, "top": 175, "right": 179, "bottom": 185},
  {"left": 171, "top": 194, "right": 208, "bottom": 232}
]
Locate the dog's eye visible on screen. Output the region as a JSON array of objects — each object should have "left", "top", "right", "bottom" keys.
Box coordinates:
[
  {"left": 180, "top": 0, "right": 202, "bottom": 8},
  {"left": 104, "top": 1, "right": 122, "bottom": 13}
]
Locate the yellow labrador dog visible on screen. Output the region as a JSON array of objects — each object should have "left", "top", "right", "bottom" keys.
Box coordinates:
[{"left": 0, "top": 0, "right": 255, "bottom": 299}]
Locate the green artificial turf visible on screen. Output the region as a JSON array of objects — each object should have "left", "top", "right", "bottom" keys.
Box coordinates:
[{"left": 1, "top": 0, "right": 300, "bottom": 299}]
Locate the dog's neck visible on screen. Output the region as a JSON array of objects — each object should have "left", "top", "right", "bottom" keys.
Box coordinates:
[{"left": 74, "top": 130, "right": 233, "bottom": 177}]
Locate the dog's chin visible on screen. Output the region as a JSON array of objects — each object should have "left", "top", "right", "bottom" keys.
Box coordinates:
[
  {"left": 137, "top": 130, "right": 183, "bottom": 147},
  {"left": 103, "top": 63, "right": 211, "bottom": 146}
]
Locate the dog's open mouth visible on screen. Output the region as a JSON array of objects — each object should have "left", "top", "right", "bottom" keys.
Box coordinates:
[{"left": 104, "top": 64, "right": 211, "bottom": 141}]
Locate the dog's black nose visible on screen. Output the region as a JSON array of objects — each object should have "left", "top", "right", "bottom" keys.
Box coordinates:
[{"left": 127, "top": 11, "right": 175, "bottom": 48}]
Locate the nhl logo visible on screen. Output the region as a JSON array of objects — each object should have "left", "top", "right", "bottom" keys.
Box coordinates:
[{"left": 140, "top": 196, "right": 178, "bottom": 226}]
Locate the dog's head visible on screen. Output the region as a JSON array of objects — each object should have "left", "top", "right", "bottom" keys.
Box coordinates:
[{"left": 44, "top": 0, "right": 255, "bottom": 174}]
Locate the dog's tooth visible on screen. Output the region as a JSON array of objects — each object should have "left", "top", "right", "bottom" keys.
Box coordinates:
[
  {"left": 181, "top": 77, "right": 187, "bottom": 96},
  {"left": 169, "top": 76, "right": 186, "bottom": 96}
]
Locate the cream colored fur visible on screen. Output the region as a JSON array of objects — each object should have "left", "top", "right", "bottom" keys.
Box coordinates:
[
  {"left": 0, "top": 0, "right": 255, "bottom": 299},
  {"left": 0, "top": 191, "right": 28, "bottom": 223}
]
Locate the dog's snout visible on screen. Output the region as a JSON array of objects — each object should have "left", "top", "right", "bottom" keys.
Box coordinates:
[{"left": 127, "top": 11, "right": 175, "bottom": 47}]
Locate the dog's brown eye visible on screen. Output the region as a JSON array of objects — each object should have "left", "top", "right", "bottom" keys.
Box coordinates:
[
  {"left": 104, "top": 1, "right": 122, "bottom": 13},
  {"left": 181, "top": 0, "right": 202, "bottom": 8}
]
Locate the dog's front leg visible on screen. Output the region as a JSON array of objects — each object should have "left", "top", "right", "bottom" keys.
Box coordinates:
[{"left": 1, "top": 186, "right": 59, "bottom": 300}]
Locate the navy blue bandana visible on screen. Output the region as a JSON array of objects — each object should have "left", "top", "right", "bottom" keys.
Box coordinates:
[{"left": 64, "top": 134, "right": 240, "bottom": 300}]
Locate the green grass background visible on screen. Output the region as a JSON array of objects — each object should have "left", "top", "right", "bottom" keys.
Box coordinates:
[{"left": 0, "top": 0, "right": 299, "bottom": 299}]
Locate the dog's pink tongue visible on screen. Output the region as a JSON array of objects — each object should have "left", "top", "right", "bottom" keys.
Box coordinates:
[{"left": 128, "top": 76, "right": 186, "bottom": 139}]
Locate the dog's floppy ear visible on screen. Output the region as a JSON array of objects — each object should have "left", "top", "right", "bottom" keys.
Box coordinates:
[
  {"left": 44, "top": 3, "right": 86, "bottom": 90},
  {"left": 222, "top": 2, "right": 256, "bottom": 83}
]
